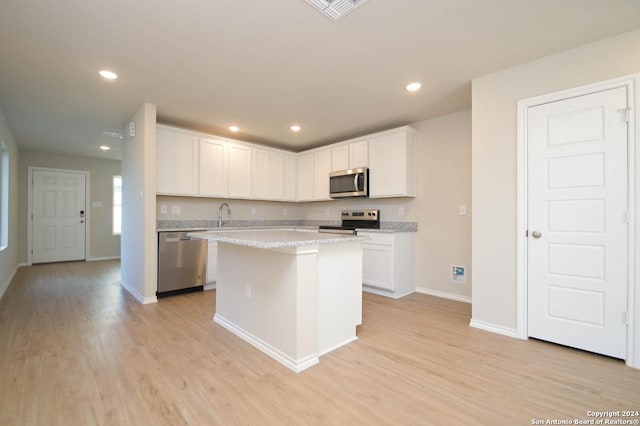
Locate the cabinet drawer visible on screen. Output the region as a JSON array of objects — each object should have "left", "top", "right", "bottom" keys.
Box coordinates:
[{"left": 359, "top": 232, "right": 393, "bottom": 245}]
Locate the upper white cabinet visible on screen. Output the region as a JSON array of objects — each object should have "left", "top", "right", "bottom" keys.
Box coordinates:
[
  {"left": 297, "top": 153, "right": 314, "bottom": 201},
  {"left": 331, "top": 146, "right": 349, "bottom": 172},
  {"left": 156, "top": 124, "right": 416, "bottom": 201},
  {"left": 228, "top": 144, "right": 253, "bottom": 199},
  {"left": 156, "top": 126, "right": 199, "bottom": 196},
  {"left": 199, "top": 137, "right": 228, "bottom": 197},
  {"left": 313, "top": 149, "right": 332, "bottom": 200},
  {"left": 253, "top": 149, "right": 285, "bottom": 200},
  {"left": 368, "top": 128, "right": 416, "bottom": 198},
  {"left": 331, "top": 141, "right": 368, "bottom": 172},
  {"left": 283, "top": 154, "right": 297, "bottom": 202},
  {"left": 348, "top": 140, "right": 368, "bottom": 169}
]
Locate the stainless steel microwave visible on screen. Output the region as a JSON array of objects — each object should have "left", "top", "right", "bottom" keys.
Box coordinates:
[{"left": 329, "top": 168, "right": 369, "bottom": 198}]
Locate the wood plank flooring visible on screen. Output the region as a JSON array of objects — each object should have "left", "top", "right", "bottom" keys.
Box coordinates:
[{"left": 1, "top": 260, "right": 639, "bottom": 425}]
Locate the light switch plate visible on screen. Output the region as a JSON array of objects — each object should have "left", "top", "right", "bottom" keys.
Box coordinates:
[
  {"left": 459, "top": 205, "right": 467, "bottom": 216},
  {"left": 171, "top": 205, "right": 181, "bottom": 214}
]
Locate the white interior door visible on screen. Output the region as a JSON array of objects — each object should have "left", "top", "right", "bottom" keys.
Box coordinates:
[
  {"left": 32, "top": 169, "right": 86, "bottom": 263},
  {"left": 527, "top": 87, "right": 629, "bottom": 359}
]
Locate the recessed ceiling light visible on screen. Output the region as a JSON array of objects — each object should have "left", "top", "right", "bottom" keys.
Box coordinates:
[
  {"left": 229, "top": 126, "right": 240, "bottom": 132},
  {"left": 406, "top": 82, "right": 422, "bottom": 92},
  {"left": 98, "top": 70, "right": 118, "bottom": 80},
  {"left": 99, "top": 145, "right": 111, "bottom": 151},
  {"left": 290, "top": 125, "right": 301, "bottom": 132}
]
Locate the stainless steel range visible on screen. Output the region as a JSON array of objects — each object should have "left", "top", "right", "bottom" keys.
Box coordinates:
[{"left": 318, "top": 210, "right": 380, "bottom": 235}]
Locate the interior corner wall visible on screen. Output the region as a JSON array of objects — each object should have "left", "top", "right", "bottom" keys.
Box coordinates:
[
  {"left": 121, "top": 103, "right": 157, "bottom": 304},
  {"left": 17, "top": 151, "right": 121, "bottom": 263},
  {"left": 0, "top": 107, "right": 19, "bottom": 298},
  {"left": 471, "top": 29, "right": 640, "bottom": 331}
]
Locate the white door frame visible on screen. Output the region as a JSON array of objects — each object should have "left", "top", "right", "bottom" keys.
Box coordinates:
[
  {"left": 27, "top": 166, "right": 91, "bottom": 265},
  {"left": 516, "top": 73, "right": 640, "bottom": 369}
]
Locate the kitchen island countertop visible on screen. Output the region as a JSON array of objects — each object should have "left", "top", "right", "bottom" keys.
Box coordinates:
[{"left": 187, "top": 229, "right": 367, "bottom": 249}]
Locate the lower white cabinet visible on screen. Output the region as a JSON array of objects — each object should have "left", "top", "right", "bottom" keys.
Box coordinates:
[
  {"left": 360, "top": 231, "right": 415, "bottom": 298},
  {"left": 206, "top": 241, "right": 218, "bottom": 285}
]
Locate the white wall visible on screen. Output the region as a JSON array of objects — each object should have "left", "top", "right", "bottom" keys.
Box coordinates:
[
  {"left": 0, "top": 108, "right": 19, "bottom": 298},
  {"left": 121, "top": 103, "right": 157, "bottom": 304},
  {"left": 471, "top": 29, "right": 640, "bottom": 331},
  {"left": 17, "top": 151, "right": 121, "bottom": 263}
]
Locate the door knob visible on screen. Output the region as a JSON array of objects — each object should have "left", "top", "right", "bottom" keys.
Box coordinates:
[{"left": 531, "top": 230, "right": 542, "bottom": 238}]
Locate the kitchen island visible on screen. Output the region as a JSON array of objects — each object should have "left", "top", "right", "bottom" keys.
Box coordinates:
[{"left": 187, "top": 229, "right": 367, "bottom": 372}]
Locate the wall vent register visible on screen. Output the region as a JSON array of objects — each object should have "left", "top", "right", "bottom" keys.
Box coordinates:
[{"left": 304, "top": 0, "right": 369, "bottom": 22}]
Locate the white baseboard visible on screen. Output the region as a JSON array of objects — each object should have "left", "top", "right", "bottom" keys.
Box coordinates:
[
  {"left": 203, "top": 282, "right": 217, "bottom": 291},
  {"left": 214, "top": 313, "right": 319, "bottom": 373},
  {"left": 17, "top": 262, "right": 29, "bottom": 267},
  {"left": 87, "top": 256, "right": 120, "bottom": 262},
  {"left": 415, "top": 287, "right": 472, "bottom": 304},
  {"left": 363, "top": 286, "right": 415, "bottom": 299},
  {"left": 0, "top": 266, "right": 19, "bottom": 300},
  {"left": 120, "top": 280, "right": 157, "bottom": 305},
  {"left": 469, "top": 319, "right": 518, "bottom": 339}
]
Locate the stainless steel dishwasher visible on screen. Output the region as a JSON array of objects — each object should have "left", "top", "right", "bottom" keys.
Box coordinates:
[{"left": 157, "top": 231, "right": 207, "bottom": 297}]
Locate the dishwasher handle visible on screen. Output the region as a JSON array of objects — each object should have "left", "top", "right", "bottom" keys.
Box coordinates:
[{"left": 164, "top": 237, "right": 192, "bottom": 242}]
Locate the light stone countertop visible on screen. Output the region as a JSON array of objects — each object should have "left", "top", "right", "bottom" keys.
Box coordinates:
[
  {"left": 187, "top": 229, "right": 368, "bottom": 249},
  {"left": 157, "top": 220, "right": 417, "bottom": 233}
]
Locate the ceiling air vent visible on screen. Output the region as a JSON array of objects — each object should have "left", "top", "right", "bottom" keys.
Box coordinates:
[{"left": 305, "top": 0, "right": 369, "bottom": 22}]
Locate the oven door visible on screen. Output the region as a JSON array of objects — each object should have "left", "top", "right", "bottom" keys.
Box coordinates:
[{"left": 329, "top": 168, "right": 368, "bottom": 198}]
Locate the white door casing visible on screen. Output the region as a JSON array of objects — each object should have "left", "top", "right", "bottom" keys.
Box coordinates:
[
  {"left": 31, "top": 169, "right": 87, "bottom": 263},
  {"left": 526, "top": 86, "right": 630, "bottom": 359}
]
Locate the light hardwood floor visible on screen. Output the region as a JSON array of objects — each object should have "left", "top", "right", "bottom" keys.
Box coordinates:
[{"left": 1, "top": 260, "right": 639, "bottom": 425}]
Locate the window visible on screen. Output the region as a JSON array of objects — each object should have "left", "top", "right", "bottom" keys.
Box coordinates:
[
  {"left": 0, "top": 142, "right": 8, "bottom": 250},
  {"left": 113, "top": 175, "right": 122, "bottom": 235}
]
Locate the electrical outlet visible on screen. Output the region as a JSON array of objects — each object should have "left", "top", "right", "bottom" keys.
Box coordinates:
[
  {"left": 459, "top": 205, "right": 467, "bottom": 216},
  {"left": 251, "top": 208, "right": 257, "bottom": 216},
  {"left": 283, "top": 208, "right": 288, "bottom": 216},
  {"left": 160, "top": 204, "right": 168, "bottom": 214},
  {"left": 399, "top": 206, "right": 405, "bottom": 216},
  {"left": 324, "top": 208, "right": 330, "bottom": 215},
  {"left": 245, "top": 283, "right": 252, "bottom": 298},
  {"left": 451, "top": 265, "right": 466, "bottom": 283}
]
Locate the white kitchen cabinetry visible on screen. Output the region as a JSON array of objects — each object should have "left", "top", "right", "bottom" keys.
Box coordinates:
[
  {"left": 253, "top": 149, "right": 285, "bottom": 201},
  {"left": 368, "top": 128, "right": 416, "bottom": 198},
  {"left": 156, "top": 126, "right": 199, "bottom": 196},
  {"left": 283, "top": 154, "right": 297, "bottom": 201},
  {"left": 313, "top": 149, "right": 332, "bottom": 200},
  {"left": 331, "top": 146, "right": 349, "bottom": 172},
  {"left": 228, "top": 143, "right": 253, "bottom": 199},
  {"left": 331, "top": 141, "right": 368, "bottom": 172},
  {"left": 199, "top": 137, "right": 228, "bottom": 197},
  {"left": 206, "top": 241, "right": 218, "bottom": 285},
  {"left": 359, "top": 231, "right": 415, "bottom": 299},
  {"left": 297, "top": 153, "right": 314, "bottom": 201},
  {"left": 349, "top": 140, "right": 368, "bottom": 169}
]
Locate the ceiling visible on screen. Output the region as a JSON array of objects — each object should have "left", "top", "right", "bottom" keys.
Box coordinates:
[{"left": 1, "top": 0, "right": 639, "bottom": 161}]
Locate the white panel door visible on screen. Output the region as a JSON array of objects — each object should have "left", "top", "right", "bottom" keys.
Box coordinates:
[
  {"left": 527, "top": 87, "right": 629, "bottom": 359},
  {"left": 32, "top": 170, "right": 86, "bottom": 263}
]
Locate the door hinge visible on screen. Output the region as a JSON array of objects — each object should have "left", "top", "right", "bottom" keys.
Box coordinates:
[
  {"left": 623, "top": 210, "right": 630, "bottom": 224},
  {"left": 525, "top": 230, "right": 528, "bottom": 237},
  {"left": 624, "top": 311, "right": 630, "bottom": 326},
  {"left": 617, "top": 107, "right": 631, "bottom": 123}
]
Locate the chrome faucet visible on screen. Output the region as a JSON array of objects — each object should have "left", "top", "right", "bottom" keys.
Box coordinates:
[{"left": 218, "top": 202, "right": 231, "bottom": 228}]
